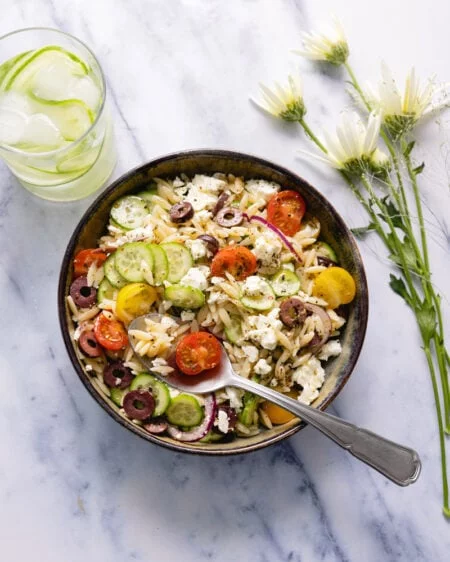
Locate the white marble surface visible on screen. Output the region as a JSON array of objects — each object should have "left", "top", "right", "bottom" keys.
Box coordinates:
[{"left": 1, "top": 1, "right": 450, "bottom": 560}]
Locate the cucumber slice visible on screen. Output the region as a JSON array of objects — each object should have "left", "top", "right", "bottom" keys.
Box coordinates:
[
  {"left": 314, "top": 242, "right": 338, "bottom": 263},
  {"left": 104, "top": 254, "right": 128, "bottom": 288},
  {"left": 130, "top": 373, "right": 171, "bottom": 417},
  {"left": 137, "top": 187, "right": 158, "bottom": 203},
  {"left": 164, "top": 284, "right": 205, "bottom": 309},
  {"left": 3, "top": 46, "right": 88, "bottom": 91},
  {"left": 224, "top": 316, "right": 243, "bottom": 344},
  {"left": 148, "top": 244, "right": 169, "bottom": 285},
  {"left": 200, "top": 430, "right": 225, "bottom": 443},
  {"left": 115, "top": 242, "right": 154, "bottom": 283},
  {"left": 110, "top": 387, "right": 128, "bottom": 407},
  {"left": 31, "top": 97, "right": 94, "bottom": 141},
  {"left": 110, "top": 196, "right": 148, "bottom": 230},
  {"left": 97, "top": 278, "right": 117, "bottom": 305},
  {"left": 238, "top": 393, "right": 260, "bottom": 426},
  {"left": 0, "top": 51, "right": 32, "bottom": 87},
  {"left": 240, "top": 279, "right": 275, "bottom": 311},
  {"left": 166, "top": 394, "right": 203, "bottom": 427},
  {"left": 270, "top": 269, "right": 301, "bottom": 297},
  {"left": 56, "top": 137, "right": 102, "bottom": 173},
  {"left": 161, "top": 243, "right": 193, "bottom": 283}
]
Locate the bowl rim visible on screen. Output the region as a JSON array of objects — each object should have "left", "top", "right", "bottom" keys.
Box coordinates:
[{"left": 58, "top": 148, "right": 369, "bottom": 455}]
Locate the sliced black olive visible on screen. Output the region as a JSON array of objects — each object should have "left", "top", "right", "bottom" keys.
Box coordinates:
[
  {"left": 198, "top": 234, "right": 219, "bottom": 257},
  {"left": 317, "top": 256, "right": 336, "bottom": 268},
  {"left": 280, "top": 297, "right": 307, "bottom": 328},
  {"left": 123, "top": 390, "right": 155, "bottom": 420},
  {"left": 169, "top": 202, "right": 194, "bottom": 223},
  {"left": 70, "top": 276, "right": 97, "bottom": 308},
  {"left": 215, "top": 207, "right": 244, "bottom": 227},
  {"left": 212, "top": 192, "right": 230, "bottom": 217},
  {"left": 79, "top": 330, "right": 102, "bottom": 358},
  {"left": 216, "top": 405, "right": 237, "bottom": 433},
  {"left": 103, "top": 361, "right": 134, "bottom": 389}
]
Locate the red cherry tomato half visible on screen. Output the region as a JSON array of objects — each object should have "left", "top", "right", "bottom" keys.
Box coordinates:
[
  {"left": 74, "top": 248, "right": 108, "bottom": 277},
  {"left": 210, "top": 246, "right": 257, "bottom": 281},
  {"left": 176, "top": 332, "right": 222, "bottom": 376},
  {"left": 93, "top": 313, "right": 128, "bottom": 351},
  {"left": 267, "top": 190, "right": 306, "bottom": 237}
]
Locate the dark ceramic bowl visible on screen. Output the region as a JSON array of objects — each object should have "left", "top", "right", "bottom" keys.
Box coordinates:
[{"left": 58, "top": 150, "right": 368, "bottom": 455}]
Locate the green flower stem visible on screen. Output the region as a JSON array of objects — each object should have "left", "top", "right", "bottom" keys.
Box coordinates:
[
  {"left": 344, "top": 62, "right": 371, "bottom": 111},
  {"left": 343, "top": 61, "right": 450, "bottom": 430},
  {"left": 423, "top": 342, "right": 450, "bottom": 517},
  {"left": 403, "top": 151, "right": 450, "bottom": 430},
  {"left": 360, "top": 174, "right": 421, "bottom": 303},
  {"left": 344, "top": 62, "right": 414, "bottom": 235},
  {"left": 299, "top": 118, "right": 328, "bottom": 153}
]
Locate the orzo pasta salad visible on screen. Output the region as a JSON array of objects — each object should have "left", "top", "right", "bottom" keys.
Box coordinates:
[{"left": 67, "top": 173, "right": 356, "bottom": 442}]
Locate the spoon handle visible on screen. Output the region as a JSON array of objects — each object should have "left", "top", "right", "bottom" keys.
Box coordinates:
[{"left": 234, "top": 376, "right": 421, "bottom": 486}]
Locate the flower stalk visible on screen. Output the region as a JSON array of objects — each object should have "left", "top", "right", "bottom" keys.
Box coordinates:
[{"left": 251, "top": 38, "right": 450, "bottom": 514}]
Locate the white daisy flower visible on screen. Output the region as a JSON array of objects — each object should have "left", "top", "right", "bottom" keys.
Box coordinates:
[
  {"left": 365, "top": 63, "right": 450, "bottom": 137},
  {"left": 250, "top": 74, "right": 306, "bottom": 122},
  {"left": 293, "top": 18, "right": 349, "bottom": 66},
  {"left": 300, "top": 111, "right": 389, "bottom": 176}
]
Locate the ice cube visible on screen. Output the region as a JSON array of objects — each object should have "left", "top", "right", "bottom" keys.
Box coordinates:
[
  {"left": 0, "top": 108, "right": 27, "bottom": 145},
  {"left": 21, "top": 113, "right": 63, "bottom": 148},
  {"left": 31, "top": 58, "right": 80, "bottom": 102},
  {"left": 69, "top": 75, "right": 101, "bottom": 110},
  {"left": 0, "top": 91, "right": 33, "bottom": 114}
]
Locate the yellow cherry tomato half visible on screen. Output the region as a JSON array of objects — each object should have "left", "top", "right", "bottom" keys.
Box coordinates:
[
  {"left": 115, "top": 283, "right": 157, "bottom": 324},
  {"left": 262, "top": 392, "right": 298, "bottom": 425},
  {"left": 312, "top": 266, "right": 356, "bottom": 309}
]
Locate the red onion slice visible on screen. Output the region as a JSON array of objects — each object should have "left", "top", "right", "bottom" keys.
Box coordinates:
[
  {"left": 304, "top": 302, "right": 332, "bottom": 353},
  {"left": 144, "top": 419, "right": 169, "bottom": 434},
  {"left": 247, "top": 215, "right": 303, "bottom": 264},
  {"left": 167, "top": 394, "right": 217, "bottom": 442}
]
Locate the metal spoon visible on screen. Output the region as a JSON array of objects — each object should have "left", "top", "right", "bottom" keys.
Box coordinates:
[{"left": 129, "top": 314, "right": 421, "bottom": 486}]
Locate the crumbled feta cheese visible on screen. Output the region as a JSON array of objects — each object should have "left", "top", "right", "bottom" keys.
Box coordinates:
[
  {"left": 292, "top": 357, "right": 325, "bottom": 405},
  {"left": 172, "top": 176, "right": 185, "bottom": 188},
  {"left": 244, "top": 309, "right": 282, "bottom": 350},
  {"left": 241, "top": 275, "right": 268, "bottom": 297},
  {"left": 252, "top": 234, "right": 283, "bottom": 266},
  {"left": 254, "top": 358, "right": 272, "bottom": 375},
  {"left": 181, "top": 310, "right": 196, "bottom": 322},
  {"left": 245, "top": 179, "right": 280, "bottom": 200},
  {"left": 216, "top": 409, "right": 229, "bottom": 433},
  {"left": 242, "top": 345, "right": 259, "bottom": 363},
  {"left": 185, "top": 184, "right": 218, "bottom": 211},
  {"left": 185, "top": 238, "right": 207, "bottom": 260},
  {"left": 192, "top": 174, "right": 228, "bottom": 193},
  {"left": 225, "top": 387, "right": 244, "bottom": 412},
  {"left": 318, "top": 340, "right": 342, "bottom": 361},
  {"left": 110, "top": 224, "right": 155, "bottom": 248},
  {"left": 195, "top": 210, "right": 212, "bottom": 226},
  {"left": 180, "top": 266, "right": 210, "bottom": 291}
]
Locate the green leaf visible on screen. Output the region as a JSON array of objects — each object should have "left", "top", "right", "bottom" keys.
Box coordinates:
[
  {"left": 389, "top": 274, "right": 412, "bottom": 306},
  {"left": 403, "top": 141, "right": 415, "bottom": 157},
  {"left": 351, "top": 223, "right": 376, "bottom": 238},
  {"left": 413, "top": 162, "right": 425, "bottom": 175},
  {"left": 387, "top": 236, "right": 421, "bottom": 273},
  {"left": 379, "top": 196, "right": 405, "bottom": 230},
  {"left": 417, "top": 301, "right": 436, "bottom": 343}
]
